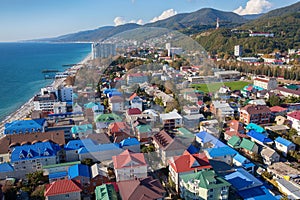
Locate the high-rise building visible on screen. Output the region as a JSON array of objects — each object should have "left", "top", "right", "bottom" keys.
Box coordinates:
[
  {"left": 92, "top": 43, "right": 116, "bottom": 59},
  {"left": 234, "top": 45, "right": 243, "bottom": 57}
]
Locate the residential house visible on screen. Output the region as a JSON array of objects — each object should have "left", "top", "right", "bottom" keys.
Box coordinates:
[
  {"left": 261, "top": 147, "right": 280, "bottom": 165},
  {"left": 152, "top": 130, "right": 186, "bottom": 166},
  {"left": 64, "top": 139, "right": 98, "bottom": 162},
  {"left": 240, "top": 105, "right": 271, "bottom": 124},
  {"left": 129, "top": 93, "right": 143, "bottom": 111},
  {"left": 183, "top": 114, "right": 205, "bottom": 131},
  {"left": 78, "top": 143, "right": 123, "bottom": 162},
  {"left": 224, "top": 168, "right": 277, "bottom": 200},
  {"left": 232, "top": 154, "right": 255, "bottom": 173},
  {"left": 94, "top": 113, "right": 122, "bottom": 129},
  {"left": 109, "top": 96, "right": 124, "bottom": 112},
  {"left": 53, "top": 102, "right": 67, "bottom": 114},
  {"left": 195, "top": 131, "right": 226, "bottom": 149},
  {"left": 33, "top": 93, "right": 57, "bottom": 112},
  {"left": 117, "top": 177, "right": 166, "bottom": 200},
  {"left": 95, "top": 184, "right": 118, "bottom": 200},
  {"left": 127, "top": 73, "right": 148, "bottom": 85},
  {"left": 253, "top": 76, "right": 277, "bottom": 90},
  {"left": 205, "top": 146, "right": 238, "bottom": 165},
  {"left": 0, "top": 162, "right": 15, "bottom": 180},
  {"left": 224, "top": 120, "right": 247, "bottom": 141},
  {"left": 135, "top": 124, "right": 152, "bottom": 143},
  {"left": 119, "top": 137, "right": 140, "bottom": 153},
  {"left": 68, "top": 164, "right": 91, "bottom": 194},
  {"left": 276, "top": 178, "right": 300, "bottom": 200},
  {"left": 108, "top": 122, "right": 132, "bottom": 143},
  {"left": 287, "top": 111, "right": 300, "bottom": 134},
  {"left": 199, "top": 120, "right": 220, "bottom": 137},
  {"left": 274, "top": 137, "right": 296, "bottom": 156},
  {"left": 125, "top": 108, "right": 142, "bottom": 123},
  {"left": 84, "top": 102, "right": 104, "bottom": 122},
  {"left": 180, "top": 170, "right": 230, "bottom": 200},
  {"left": 44, "top": 179, "right": 82, "bottom": 200},
  {"left": 275, "top": 87, "right": 300, "bottom": 98},
  {"left": 160, "top": 109, "right": 183, "bottom": 129},
  {"left": 113, "top": 150, "right": 147, "bottom": 182},
  {"left": 168, "top": 150, "right": 212, "bottom": 192},
  {"left": 270, "top": 106, "right": 287, "bottom": 118},
  {"left": 210, "top": 100, "right": 234, "bottom": 119},
  {"left": 11, "top": 141, "right": 62, "bottom": 174},
  {"left": 247, "top": 130, "right": 273, "bottom": 146},
  {"left": 71, "top": 124, "right": 93, "bottom": 139},
  {"left": 43, "top": 161, "right": 81, "bottom": 177},
  {"left": 182, "top": 105, "right": 200, "bottom": 115},
  {"left": 4, "top": 118, "right": 46, "bottom": 134},
  {"left": 90, "top": 163, "right": 111, "bottom": 193}
]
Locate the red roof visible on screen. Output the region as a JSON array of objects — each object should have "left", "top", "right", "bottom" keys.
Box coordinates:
[
  {"left": 108, "top": 122, "right": 130, "bottom": 133},
  {"left": 127, "top": 108, "right": 142, "bottom": 115},
  {"left": 129, "top": 93, "right": 137, "bottom": 101},
  {"left": 112, "top": 150, "right": 147, "bottom": 169},
  {"left": 254, "top": 78, "right": 270, "bottom": 83},
  {"left": 168, "top": 150, "right": 212, "bottom": 173},
  {"left": 109, "top": 96, "right": 123, "bottom": 103},
  {"left": 44, "top": 179, "right": 82, "bottom": 196},
  {"left": 270, "top": 106, "right": 287, "bottom": 113},
  {"left": 228, "top": 120, "right": 245, "bottom": 133},
  {"left": 287, "top": 111, "right": 300, "bottom": 120},
  {"left": 225, "top": 130, "right": 249, "bottom": 139}
]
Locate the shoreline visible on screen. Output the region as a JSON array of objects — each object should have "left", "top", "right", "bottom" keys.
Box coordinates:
[{"left": 0, "top": 53, "right": 92, "bottom": 135}]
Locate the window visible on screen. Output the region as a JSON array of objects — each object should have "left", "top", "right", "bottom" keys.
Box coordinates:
[{"left": 65, "top": 194, "right": 69, "bottom": 198}]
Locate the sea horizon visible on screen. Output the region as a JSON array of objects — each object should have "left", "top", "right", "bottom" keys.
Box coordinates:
[{"left": 0, "top": 42, "right": 91, "bottom": 121}]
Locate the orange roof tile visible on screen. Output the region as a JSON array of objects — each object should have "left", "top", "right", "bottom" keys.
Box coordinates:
[{"left": 112, "top": 150, "right": 147, "bottom": 169}]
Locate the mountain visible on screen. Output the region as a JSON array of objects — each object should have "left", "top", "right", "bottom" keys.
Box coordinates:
[
  {"left": 39, "top": 8, "right": 248, "bottom": 42},
  {"left": 194, "top": 2, "right": 300, "bottom": 55},
  {"left": 242, "top": 14, "right": 263, "bottom": 20},
  {"left": 41, "top": 23, "right": 141, "bottom": 42}
]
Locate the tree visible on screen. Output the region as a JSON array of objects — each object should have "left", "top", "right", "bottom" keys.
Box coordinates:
[
  {"left": 165, "top": 100, "right": 180, "bottom": 113},
  {"left": 81, "top": 158, "right": 94, "bottom": 166},
  {"left": 268, "top": 94, "right": 281, "bottom": 106},
  {"left": 26, "top": 171, "right": 47, "bottom": 189}
]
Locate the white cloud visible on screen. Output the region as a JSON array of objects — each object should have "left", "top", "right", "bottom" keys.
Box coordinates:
[
  {"left": 234, "top": 0, "right": 272, "bottom": 15},
  {"left": 150, "top": 9, "right": 177, "bottom": 23},
  {"left": 114, "top": 17, "right": 143, "bottom": 26}
]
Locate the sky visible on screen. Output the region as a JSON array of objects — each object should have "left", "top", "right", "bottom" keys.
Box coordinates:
[{"left": 0, "top": 0, "right": 298, "bottom": 42}]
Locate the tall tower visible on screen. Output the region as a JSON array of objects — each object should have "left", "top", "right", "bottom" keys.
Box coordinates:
[{"left": 216, "top": 18, "right": 219, "bottom": 29}]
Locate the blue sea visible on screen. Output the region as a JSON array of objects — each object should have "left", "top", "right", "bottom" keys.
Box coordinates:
[{"left": 0, "top": 42, "right": 91, "bottom": 121}]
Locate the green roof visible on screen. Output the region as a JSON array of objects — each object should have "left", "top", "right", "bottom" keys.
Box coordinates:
[
  {"left": 95, "top": 184, "right": 118, "bottom": 200},
  {"left": 177, "top": 127, "right": 194, "bottom": 138},
  {"left": 136, "top": 124, "right": 151, "bottom": 133},
  {"left": 180, "top": 170, "right": 230, "bottom": 189},
  {"left": 95, "top": 113, "right": 122, "bottom": 123},
  {"left": 238, "top": 138, "right": 255, "bottom": 151},
  {"left": 285, "top": 84, "right": 298, "bottom": 90},
  {"left": 71, "top": 124, "right": 93, "bottom": 134},
  {"left": 246, "top": 123, "right": 265, "bottom": 133},
  {"left": 43, "top": 161, "right": 81, "bottom": 169},
  {"left": 227, "top": 136, "right": 241, "bottom": 147}
]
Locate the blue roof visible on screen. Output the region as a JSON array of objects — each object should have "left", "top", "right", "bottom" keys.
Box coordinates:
[
  {"left": 206, "top": 146, "right": 238, "bottom": 158},
  {"left": 187, "top": 144, "right": 199, "bottom": 154},
  {"left": 64, "top": 139, "right": 98, "bottom": 150},
  {"left": 4, "top": 119, "right": 46, "bottom": 134},
  {"left": 49, "top": 171, "right": 68, "bottom": 179},
  {"left": 238, "top": 185, "right": 277, "bottom": 200},
  {"left": 246, "top": 123, "right": 265, "bottom": 133},
  {"left": 233, "top": 154, "right": 255, "bottom": 169},
  {"left": 247, "top": 130, "right": 273, "bottom": 144},
  {"left": 196, "top": 131, "right": 226, "bottom": 148},
  {"left": 119, "top": 138, "right": 140, "bottom": 147},
  {"left": 275, "top": 137, "right": 294, "bottom": 147},
  {"left": 224, "top": 168, "right": 262, "bottom": 191},
  {"left": 78, "top": 143, "right": 121, "bottom": 154},
  {"left": 107, "top": 91, "right": 122, "bottom": 98},
  {"left": 68, "top": 164, "right": 90, "bottom": 179},
  {"left": 103, "top": 88, "right": 118, "bottom": 95},
  {"left": 11, "top": 141, "right": 61, "bottom": 162},
  {"left": 0, "top": 163, "right": 14, "bottom": 173},
  {"left": 84, "top": 102, "right": 101, "bottom": 108}
]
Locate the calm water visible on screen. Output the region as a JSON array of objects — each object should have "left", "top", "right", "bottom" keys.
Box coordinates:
[{"left": 0, "top": 42, "right": 91, "bottom": 121}]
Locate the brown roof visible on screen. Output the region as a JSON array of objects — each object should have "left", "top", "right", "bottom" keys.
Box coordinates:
[
  {"left": 109, "top": 96, "right": 124, "bottom": 103},
  {"left": 241, "top": 105, "right": 271, "bottom": 115},
  {"left": 80, "top": 133, "right": 111, "bottom": 144},
  {"left": 227, "top": 120, "right": 245, "bottom": 133},
  {"left": 0, "top": 130, "right": 65, "bottom": 154},
  {"left": 117, "top": 177, "right": 165, "bottom": 200},
  {"left": 152, "top": 130, "right": 186, "bottom": 151}
]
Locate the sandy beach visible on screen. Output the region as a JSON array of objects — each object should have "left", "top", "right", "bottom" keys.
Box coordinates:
[{"left": 0, "top": 53, "right": 92, "bottom": 135}]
